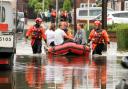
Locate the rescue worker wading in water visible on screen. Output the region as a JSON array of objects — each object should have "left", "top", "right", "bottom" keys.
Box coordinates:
[
  {"left": 26, "top": 18, "right": 47, "bottom": 54},
  {"left": 88, "top": 20, "right": 110, "bottom": 55}
]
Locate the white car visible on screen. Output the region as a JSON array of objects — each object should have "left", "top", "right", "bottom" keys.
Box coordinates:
[
  {"left": 76, "top": 7, "right": 113, "bottom": 21},
  {"left": 93, "top": 11, "right": 128, "bottom": 25},
  {"left": 17, "top": 12, "right": 25, "bottom": 32}
]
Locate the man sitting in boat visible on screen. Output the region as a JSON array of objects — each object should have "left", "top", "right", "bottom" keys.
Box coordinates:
[
  {"left": 88, "top": 20, "right": 110, "bottom": 55},
  {"left": 54, "top": 22, "right": 72, "bottom": 45},
  {"left": 61, "top": 21, "right": 73, "bottom": 42},
  {"left": 73, "top": 23, "right": 87, "bottom": 45}
]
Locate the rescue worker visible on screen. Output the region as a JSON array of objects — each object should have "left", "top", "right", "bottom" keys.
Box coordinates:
[
  {"left": 88, "top": 20, "right": 110, "bottom": 55},
  {"left": 26, "top": 18, "right": 47, "bottom": 54},
  {"left": 51, "top": 9, "right": 56, "bottom": 23}
]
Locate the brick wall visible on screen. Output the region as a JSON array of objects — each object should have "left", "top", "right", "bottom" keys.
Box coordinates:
[{"left": 76, "top": 0, "right": 96, "bottom": 8}]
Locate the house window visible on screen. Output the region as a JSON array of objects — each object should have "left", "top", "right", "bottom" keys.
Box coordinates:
[
  {"left": 125, "top": 1, "right": 128, "bottom": 11},
  {"left": 0, "top": 6, "right": 5, "bottom": 22}
]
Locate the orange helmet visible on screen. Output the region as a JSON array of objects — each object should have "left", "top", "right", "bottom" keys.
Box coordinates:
[
  {"left": 94, "top": 20, "right": 101, "bottom": 26},
  {"left": 35, "top": 18, "right": 43, "bottom": 23}
]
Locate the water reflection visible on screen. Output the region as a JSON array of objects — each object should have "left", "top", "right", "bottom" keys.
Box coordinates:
[
  {"left": 1, "top": 55, "right": 127, "bottom": 89},
  {"left": 25, "top": 57, "right": 45, "bottom": 89},
  {"left": 0, "top": 71, "right": 14, "bottom": 89},
  {"left": 14, "top": 55, "right": 107, "bottom": 89},
  {"left": 45, "top": 54, "right": 107, "bottom": 89}
]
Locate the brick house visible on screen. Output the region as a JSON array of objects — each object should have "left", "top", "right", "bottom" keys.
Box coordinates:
[
  {"left": 17, "top": 0, "right": 28, "bottom": 12},
  {"left": 76, "top": 0, "right": 96, "bottom": 8},
  {"left": 17, "top": 0, "right": 36, "bottom": 19},
  {"left": 107, "top": 0, "right": 128, "bottom": 11},
  {"left": 124, "top": 0, "right": 128, "bottom": 10}
]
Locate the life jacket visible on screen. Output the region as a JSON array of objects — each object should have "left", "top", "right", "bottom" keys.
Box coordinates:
[
  {"left": 89, "top": 29, "right": 105, "bottom": 44},
  {"left": 93, "top": 29, "right": 104, "bottom": 44},
  {"left": 31, "top": 26, "right": 42, "bottom": 39},
  {"left": 51, "top": 11, "right": 56, "bottom": 17}
]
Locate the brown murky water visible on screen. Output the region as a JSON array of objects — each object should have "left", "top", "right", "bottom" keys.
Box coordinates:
[{"left": 0, "top": 54, "right": 127, "bottom": 89}]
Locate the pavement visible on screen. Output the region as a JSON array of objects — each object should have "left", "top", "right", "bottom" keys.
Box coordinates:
[{"left": 103, "top": 42, "right": 128, "bottom": 56}]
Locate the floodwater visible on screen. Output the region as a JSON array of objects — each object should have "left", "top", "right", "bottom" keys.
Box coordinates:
[
  {"left": 0, "top": 34, "right": 128, "bottom": 89},
  {"left": 0, "top": 54, "right": 128, "bottom": 89}
]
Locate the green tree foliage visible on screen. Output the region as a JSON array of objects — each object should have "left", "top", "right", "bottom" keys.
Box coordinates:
[
  {"left": 44, "top": 0, "right": 52, "bottom": 10},
  {"left": 96, "top": 0, "right": 102, "bottom": 7},
  {"left": 63, "top": 0, "right": 71, "bottom": 12},
  {"left": 35, "top": 2, "right": 42, "bottom": 14},
  {"left": 28, "top": 0, "right": 52, "bottom": 13},
  {"left": 28, "top": 0, "right": 38, "bottom": 8}
]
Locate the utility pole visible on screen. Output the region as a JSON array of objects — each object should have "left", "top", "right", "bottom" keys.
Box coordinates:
[
  {"left": 102, "top": 0, "right": 107, "bottom": 29},
  {"left": 73, "top": 0, "right": 77, "bottom": 35},
  {"left": 102, "top": 0, "right": 107, "bottom": 51}
]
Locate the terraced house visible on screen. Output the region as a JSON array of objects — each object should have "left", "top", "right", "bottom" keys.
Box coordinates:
[{"left": 16, "top": 0, "right": 128, "bottom": 19}]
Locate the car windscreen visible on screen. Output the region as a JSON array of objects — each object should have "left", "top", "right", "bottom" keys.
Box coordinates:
[
  {"left": 79, "top": 9, "right": 101, "bottom": 16},
  {"left": 112, "top": 12, "right": 128, "bottom": 18}
]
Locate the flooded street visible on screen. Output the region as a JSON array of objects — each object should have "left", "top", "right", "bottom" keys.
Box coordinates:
[
  {"left": 0, "top": 36, "right": 127, "bottom": 89},
  {"left": 1, "top": 0, "right": 128, "bottom": 89},
  {"left": 0, "top": 55, "right": 128, "bottom": 89}
]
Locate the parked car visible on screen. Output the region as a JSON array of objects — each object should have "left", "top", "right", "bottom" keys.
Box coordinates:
[
  {"left": 76, "top": 7, "right": 113, "bottom": 23},
  {"left": 92, "top": 11, "right": 128, "bottom": 25},
  {"left": 16, "top": 12, "right": 25, "bottom": 33}
]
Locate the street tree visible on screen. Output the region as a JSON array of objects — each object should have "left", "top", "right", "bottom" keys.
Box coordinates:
[
  {"left": 63, "top": 0, "right": 72, "bottom": 12},
  {"left": 44, "top": 0, "right": 52, "bottom": 10},
  {"left": 28, "top": 0, "right": 52, "bottom": 13},
  {"left": 28, "top": 0, "right": 38, "bottom": 8},
  {"left": 96, "top": 0, "right": 102, "bottom": 7},
  {"left": 34, "top": 2, "right": 42, "bottom": 16}
]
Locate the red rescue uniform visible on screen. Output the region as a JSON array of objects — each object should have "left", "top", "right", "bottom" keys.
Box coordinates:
[
  {"left": 26, "top": 25, "right": 46, "bottom": 54},
  {"left": 88, "top": 29, "right": 110, "bottom": 55}
]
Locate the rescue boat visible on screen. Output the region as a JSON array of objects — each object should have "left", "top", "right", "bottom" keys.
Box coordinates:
[{"left": 48, "top": 42, "right": 90, "bottom": 56}]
